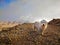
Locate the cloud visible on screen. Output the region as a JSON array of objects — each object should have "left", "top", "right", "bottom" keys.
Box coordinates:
[{"left": 0, "top": 0, "right": 60, "bottom": 22}]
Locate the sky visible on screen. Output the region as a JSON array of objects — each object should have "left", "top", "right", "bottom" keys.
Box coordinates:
[{"left": 0, "top": 0, "right": 60, "bottom": 22}]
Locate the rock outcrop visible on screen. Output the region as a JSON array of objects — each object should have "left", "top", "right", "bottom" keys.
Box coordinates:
[{"left": 48, "top": 19, "right": 60, "bottom": 26}]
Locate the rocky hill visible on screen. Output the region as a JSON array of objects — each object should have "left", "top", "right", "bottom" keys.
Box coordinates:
[{"left": 0, "top": 19, "right": 60, "bottom": 45}]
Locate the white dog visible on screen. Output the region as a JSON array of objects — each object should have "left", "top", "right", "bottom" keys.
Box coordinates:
[{"left": 34, "top": 20, "right": 48, "bottom": 35}]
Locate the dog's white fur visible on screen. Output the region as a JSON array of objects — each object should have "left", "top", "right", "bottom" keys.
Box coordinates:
[
  {"left": 42, "top": 23, "right": 48, "bottom": 35},
  {"left": 34, "top": 22, "right": 48, "bottom": 35}
]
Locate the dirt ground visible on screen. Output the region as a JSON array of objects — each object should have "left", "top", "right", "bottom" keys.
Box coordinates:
[{"left": 0, "top": 19, "right": 60, "bottom": 45}]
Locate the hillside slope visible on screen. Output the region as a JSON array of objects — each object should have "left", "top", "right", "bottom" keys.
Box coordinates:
[{"left": 0, "top": 19, "right": 60, "bottom": 45}]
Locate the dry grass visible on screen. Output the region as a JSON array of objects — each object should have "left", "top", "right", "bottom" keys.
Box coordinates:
[{"left": 0, "top": 20, "right": 60, "bottom": 45}]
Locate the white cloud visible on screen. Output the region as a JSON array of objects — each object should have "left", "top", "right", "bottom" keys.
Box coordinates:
[{"left": 1, "top": 0, "right": 60, "bottom": 22}]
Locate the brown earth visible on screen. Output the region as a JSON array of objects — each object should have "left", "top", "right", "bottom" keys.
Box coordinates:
[
  {"left": 48, "top": 19, "right": 60, "bottom": 26},
  {"left": 0, "top": 19, "right": 60, "bottom": 45}
]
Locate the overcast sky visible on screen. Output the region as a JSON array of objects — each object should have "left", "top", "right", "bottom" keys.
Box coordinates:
[{"left": 0, "top": 0, "right": 60, "bottom": 22}]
